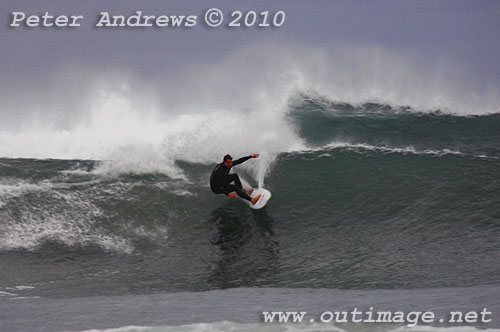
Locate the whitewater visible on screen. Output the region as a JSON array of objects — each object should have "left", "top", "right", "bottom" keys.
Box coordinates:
[{"left": 0, "top": 44, "right": 499, "bottom": 332}]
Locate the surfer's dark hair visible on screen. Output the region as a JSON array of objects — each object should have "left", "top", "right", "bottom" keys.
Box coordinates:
[{"left": 223, "top": 154, "right": 233, "bottom": 162}]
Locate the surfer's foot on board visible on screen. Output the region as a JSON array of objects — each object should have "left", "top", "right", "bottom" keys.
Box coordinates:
[
  {"left": 246, "top": 188, "right": 254, "bottom": 196},
  {"left": 251, "top": 194, "right": 261, "bottom": 205}
]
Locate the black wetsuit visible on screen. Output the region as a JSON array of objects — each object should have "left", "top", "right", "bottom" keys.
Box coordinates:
[{"left": 210, "top": 156, "right": 252, "bottom": 201}]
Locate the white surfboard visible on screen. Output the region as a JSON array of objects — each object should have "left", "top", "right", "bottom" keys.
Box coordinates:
[{"left": 246, "top": 188, "right": 272, "bottom": 210}]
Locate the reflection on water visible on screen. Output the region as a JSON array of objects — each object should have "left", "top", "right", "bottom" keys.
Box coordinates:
[{"left": 207, "top": 201, "right": 279, "bottom": 288}]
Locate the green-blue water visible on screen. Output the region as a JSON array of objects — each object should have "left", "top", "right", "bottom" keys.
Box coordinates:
[{"left": 1, "top": 99, "right": 499, "bottom": 331}]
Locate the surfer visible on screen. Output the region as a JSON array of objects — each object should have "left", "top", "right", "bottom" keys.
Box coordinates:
[{"left": 210, "top": 154, "right": 261, "bottom": 204}]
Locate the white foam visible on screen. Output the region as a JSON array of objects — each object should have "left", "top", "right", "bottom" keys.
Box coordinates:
[
  {"left": 76, "top": 321, "right": 500, "bottom": 332},
  {"left": 289, "top": 141, "right": 471, "bottom": 158},
  {"left": 0, "top": 290, "right": 18, "bottom": 297},
  {"left": 0, "top": 178, "right": 134, "bottom": 253},
  {"left": 0, "top": 180, "right": 52, "bottom": 208},
  {"left": 324, "top": 142, "right": 464, "bottom": 157},
  {"left": 0, "top": 43, "right": 498, "bottom": 182},
  {"left": 14, "top": 285, "right": 34, "bottom": 290}
]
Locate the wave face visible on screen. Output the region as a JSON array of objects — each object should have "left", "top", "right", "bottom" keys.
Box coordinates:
[
  {"left": 1, "top": 94, "right": 500, "bottom": 299},
  {"left": 1, "top": 45, "right": 500, "bottom": 332},
  {"left": 1, "top": 44, "right": 499, "bottom": 176},
  {"left": 290, "top": 97, "right": 500, "bottom": 158}
]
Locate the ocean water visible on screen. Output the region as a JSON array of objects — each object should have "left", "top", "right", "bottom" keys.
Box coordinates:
[
  {"left": 1, "top": 47, "right": 500, "bottom": 332},
  {"left": 1, "top": 98, "right": 499, "bottom": 331}
]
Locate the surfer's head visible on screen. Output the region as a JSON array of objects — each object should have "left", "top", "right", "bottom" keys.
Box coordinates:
[{"left": 223, "top": 154, "right": 233, "bottom": 168}]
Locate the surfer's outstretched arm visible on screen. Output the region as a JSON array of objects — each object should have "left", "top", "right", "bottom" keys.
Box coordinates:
[{"left": 232, "top": 154, "right": 260, "bottom": 166}]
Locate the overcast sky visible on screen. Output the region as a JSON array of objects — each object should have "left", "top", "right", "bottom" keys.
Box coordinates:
[{"left": 1, "top": 0, "right": 499, "bottom": 86}]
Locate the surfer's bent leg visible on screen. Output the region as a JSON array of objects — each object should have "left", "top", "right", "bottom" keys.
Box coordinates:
[
  {"left": 225, "top": 174, "right": 243, "bottom": 188},
  {"left": 225, "top": 184, "right": 252, "bottom": 201}
]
